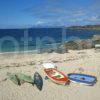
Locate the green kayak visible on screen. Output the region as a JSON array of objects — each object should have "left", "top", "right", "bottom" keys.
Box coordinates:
[{"left": 7, "top": 72, "right": 33, "bottom": 85}]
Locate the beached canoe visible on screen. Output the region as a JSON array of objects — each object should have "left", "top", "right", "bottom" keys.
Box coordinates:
[
  {"left": 68, "top": 73, "right": 97, "bottom": 86},
  {"left": 44, "top": 68, "right": 69, "bottom": 85}
]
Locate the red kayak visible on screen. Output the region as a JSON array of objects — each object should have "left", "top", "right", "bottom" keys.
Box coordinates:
[{"left": 44, "top": 68, "right": 69, "bottom": 85}]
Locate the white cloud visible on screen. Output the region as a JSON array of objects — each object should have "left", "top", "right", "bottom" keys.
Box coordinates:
[
  {"left": 35, "top": 21, "right": 46, "bottom": 25},
  {"left": 88, "top": 15, "right": 100, "bottom": 22},
  {"left": 72, "top": 10, "right": 86, "bottom": 17}
]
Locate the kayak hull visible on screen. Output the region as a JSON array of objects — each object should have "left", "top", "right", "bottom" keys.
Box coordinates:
[
  {"left": 33, "top": 72, "right": 43, "bottom": 91},
  {"left": 68, "top": 73, "right": 97, "bottom": 86}
]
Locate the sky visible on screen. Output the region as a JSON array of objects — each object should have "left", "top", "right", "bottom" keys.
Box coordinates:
[{"left": 0, "top": 0, "right": 100, "bottom": 28}]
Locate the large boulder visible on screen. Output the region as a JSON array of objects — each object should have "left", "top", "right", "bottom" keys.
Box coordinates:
[
  {"left": 60, "top": 40, "right": 79, "bottom": 50},
  {"left": 66, "top": 41, "right": 79, "bottom": 49},
  {"left": 55, "top": 46, "right": 68, "bottom": 54},
  {"left": 75, "top": 39, "right": 93, "bottom": 49}
]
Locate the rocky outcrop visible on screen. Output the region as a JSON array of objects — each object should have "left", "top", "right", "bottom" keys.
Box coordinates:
[
  {"left": 37, "top": 35, "right": 100, "bottom": 53},
  {"left": 38, "top": 47, "right": 68, "bottom": 54},
  {"left": 60, "top": 41, "right": 79, "bottom": 50},
  {"left": 60, "top": 39, "right": 93, "bottom": 50},
  {"left": 75, "top": 39, "right": 93, "bottom": 49}
]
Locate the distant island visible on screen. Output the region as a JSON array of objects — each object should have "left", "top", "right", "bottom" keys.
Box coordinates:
[{"left": 67, "top": 25, "right": 100, "bottom": 30}]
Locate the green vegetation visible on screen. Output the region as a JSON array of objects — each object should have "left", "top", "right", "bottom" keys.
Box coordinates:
[{"left": 67, "top": 25, "right": 100, "bottom": 30}]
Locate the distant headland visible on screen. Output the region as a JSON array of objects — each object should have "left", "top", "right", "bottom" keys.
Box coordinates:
[{"left": 67, "top": 25, "right": 100, "bottom": 30}]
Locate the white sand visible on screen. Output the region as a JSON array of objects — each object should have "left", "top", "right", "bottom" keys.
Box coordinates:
[{"left": 0, "top": 49, "right": 100, "bottom": 100}]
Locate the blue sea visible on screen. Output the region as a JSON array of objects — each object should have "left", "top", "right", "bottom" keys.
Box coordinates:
[{"left": 0, "top": 28, "right": 100, "bottom": 52}]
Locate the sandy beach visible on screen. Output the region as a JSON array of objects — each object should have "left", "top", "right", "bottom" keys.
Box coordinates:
[{"left": 0, "top": 49, "right": 100, "bottom": 100}]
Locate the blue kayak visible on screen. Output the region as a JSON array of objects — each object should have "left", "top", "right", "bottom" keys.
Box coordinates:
[{"left": 68, "top": 73, "right": 97, "bottom": 86}]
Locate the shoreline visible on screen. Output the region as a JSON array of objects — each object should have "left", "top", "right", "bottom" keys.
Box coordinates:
[
  {"left": 0, "top": 34, "right": 99, "bottom": 54},
  {"left": 0, "top": 50, "right": 39, "bottom": 55}
]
